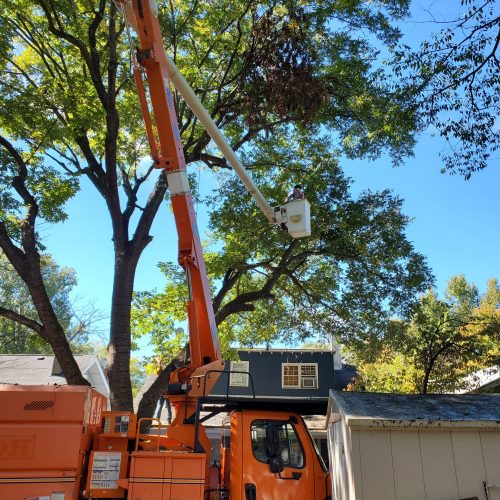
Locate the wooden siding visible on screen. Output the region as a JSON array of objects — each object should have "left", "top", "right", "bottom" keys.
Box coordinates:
[
  {"left": 390, "top": 431, "right": 425, "bottom": 500},
  {"left": 329, "top": 422, "right": 500, "bottom": 500},
  {"left": 358, "top": 431, "right": 395, "bottom": 500}
]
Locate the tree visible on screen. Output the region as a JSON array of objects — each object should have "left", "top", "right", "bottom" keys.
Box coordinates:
[
  {"left": 1, "top": 0, "right": 423, "bottom": 410},
  {"left": 0, "top": 250, "right": 102, "bottom": 353},
  {"left": 396, "top": 0, "right": 499, "bottom": 178},
  {"left": 132, "top": 141, "right": 432, "bottom": 380},
  {"left": 353, "top": 276, "right": 500, "bottom": 393},
  {"left": 0, "top": 136, "right": 88, "bottom": 385},
  {"left": 130, "top": 357, "right": 146, "bottom": 398}
]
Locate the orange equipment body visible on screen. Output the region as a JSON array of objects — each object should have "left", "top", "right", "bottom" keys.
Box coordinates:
[
  {"left": 127, "top": 450, "right": 206, "bottom": 499},
  {"left": 83, "top": 411, "right": 137, "bottom": 498},
  {"left": 0, "top": 384, "right": 106, "bottom": 500}
]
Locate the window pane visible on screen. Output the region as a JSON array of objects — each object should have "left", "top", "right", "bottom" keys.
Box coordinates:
[
  {"left": 300, "top": 364, "right": 316, "bottom": 377},
  {"left": 250, "top": 422, "right": 269, "bottom": 463},
  {"left": 277, "top": 423, "right": 304, "bottom": 468},
  {"left": 250, "top": 420, "right": 304, "bottom": 469},
  {"left": 283, "top": 364, "right": 299, "bottom": 387}
]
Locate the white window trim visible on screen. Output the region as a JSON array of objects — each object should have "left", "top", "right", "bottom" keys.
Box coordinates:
[
  {"left": 282, "top": 362, "right": 318, "bottom": 389},
  {"left": 230, "top": 360, "right": 250, "bottom": 387}
]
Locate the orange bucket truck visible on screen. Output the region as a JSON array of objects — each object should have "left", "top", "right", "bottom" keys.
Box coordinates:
[{"left": 0, "top": 1, "right": 327, "bottom": 498}]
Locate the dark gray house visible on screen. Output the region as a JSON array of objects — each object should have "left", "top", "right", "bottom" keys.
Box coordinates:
[{"left": 210, "top": 348, "right": 356, "bottom": 400}]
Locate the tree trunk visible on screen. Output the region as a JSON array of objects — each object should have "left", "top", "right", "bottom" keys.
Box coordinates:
[
  {"left": 136, "top": 344, "right": 190, "bottom": 420},
  {"left": 421, "top": 354, "right": 437, "bottom": 394},
  {"left": 421, "top": 370, "right": 430, "bottom": 394},
  {"left": 136, "top": 365, "right": 175, "bottom": 421},
  {"left": 107, "top": 248, "right": 139, "bottom": 411},
  {"left": 30, "top": 279, "right": 88, "bottom": 386}
]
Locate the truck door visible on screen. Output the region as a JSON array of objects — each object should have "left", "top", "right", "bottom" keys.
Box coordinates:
[{"left": 241, "top": 411, "right": 316, "bottom": 500}]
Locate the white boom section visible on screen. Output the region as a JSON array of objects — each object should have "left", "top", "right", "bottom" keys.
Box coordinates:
[
  {"left": 117, "top": 0, "right": 310, "bottom": 236},
  {"left": 163, "top": 55, "right": 276, "bottom": 224}
]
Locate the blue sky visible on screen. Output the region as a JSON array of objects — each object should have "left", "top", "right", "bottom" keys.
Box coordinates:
[
  {"left": 41, "top": 0, "right": 499, "bottom": 349},
  {"left": 343, "top": 132, "right": 500, "bottom": 294}
]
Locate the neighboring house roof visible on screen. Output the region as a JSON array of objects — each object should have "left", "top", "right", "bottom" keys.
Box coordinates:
[
  {"left": 328, "top": 390, "right": 500, "bottom": 430},
  {"left": 0, "top": 354, "right": 109, "bottom": 398},
  {"left": 455, "top": 366, "right": 500, "bottom": 394}
]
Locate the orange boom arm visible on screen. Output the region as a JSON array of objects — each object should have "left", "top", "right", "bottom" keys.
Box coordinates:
[{"left": 124, "top": 0, "right": 221, "bottom": 369}]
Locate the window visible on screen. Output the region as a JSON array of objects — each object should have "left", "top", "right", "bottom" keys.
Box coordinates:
[
  {"left": 282, "top": 363, "right": 318, "bottom": 389},
  {"left": 229, "top": 360, "right": 249, "bottom": 387},
  {"left": 250, "top": 420, "right": 304, "bottom": 469}
]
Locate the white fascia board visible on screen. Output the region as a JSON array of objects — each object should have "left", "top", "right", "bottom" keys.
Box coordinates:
[{"left": 82, "top": 355, "right": 110, "bottom": 396}]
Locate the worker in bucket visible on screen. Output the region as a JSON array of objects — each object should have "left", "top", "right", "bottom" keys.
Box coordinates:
[{"left": 287, "top": 184, "right": 304, "bottom": 202}]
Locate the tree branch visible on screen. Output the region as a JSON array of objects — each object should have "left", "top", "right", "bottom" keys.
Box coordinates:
[
  {"left": 215, "top": 241, "right": 299, "bottom": 323},
  {"left": 0, "top": 307, "right": 42, "bottom": 333}
]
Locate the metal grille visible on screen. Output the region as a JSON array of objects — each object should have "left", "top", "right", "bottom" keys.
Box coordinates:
[{"left": 23, "top": 400, "right": 55, "bottom": 411}]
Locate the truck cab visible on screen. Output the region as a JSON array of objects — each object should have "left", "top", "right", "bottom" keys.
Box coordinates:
[{"left": 228, "top": 409, "right": 330, "bottom": 500}]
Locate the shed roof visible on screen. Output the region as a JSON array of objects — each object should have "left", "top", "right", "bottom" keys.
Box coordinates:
[{"left": 328, "top": 390, "right": 500, "bottom": 430}]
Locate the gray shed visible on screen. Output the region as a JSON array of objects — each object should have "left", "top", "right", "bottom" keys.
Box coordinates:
[{"left": 327, "top": 391, "right": 500, "bottom": 500}]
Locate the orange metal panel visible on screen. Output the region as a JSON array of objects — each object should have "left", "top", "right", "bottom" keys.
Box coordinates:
[
  {"left": 170, "top": 482, "right": 204, "bottom": 499},
  {"left": 101, "top": 412, "right": 137, "bottom": 438},
  {"left": 0, "top": 479, "right": 76, "bottom": 500},
  {"left": 0, "top": 385, "right": 106, "bottom": 500},
  {"left": 0, "top": 423, "right": 83, "bottom": 470},
  {"left": 129, "top": 452, "right": 167, "bottom": 500},
  {"left": 128, "top": 451, "right": 205, "bottom": 500},
  {"left": 0, "top": 385, "right": 91, "bottom": 422},
  {"left": 128, "top": 481, "right": 165, "bottom": 500},
  {"left": 130, "top": 454, "right": 166, "bottom": 478},
  {"left": 171, "top": 452, "right": 204, "bottom": 478}
]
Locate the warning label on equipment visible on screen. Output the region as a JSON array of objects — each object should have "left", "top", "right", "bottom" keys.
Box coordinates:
[{"left": 90, "top": 452, "right": 121, "bottom": 489}]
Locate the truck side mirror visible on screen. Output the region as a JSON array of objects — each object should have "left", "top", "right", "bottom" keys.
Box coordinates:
[
  {"left": 265, "top": 426, "right": 284, "bottom": 473},
  {"left": 268, "top": 456, "right": 284, "bottom": 474}
]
